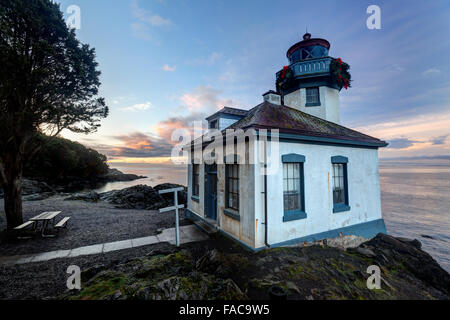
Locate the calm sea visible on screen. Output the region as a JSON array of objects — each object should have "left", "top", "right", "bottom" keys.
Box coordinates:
[{"left": 103, "top": 159, "right": 450, "bottom": 272}]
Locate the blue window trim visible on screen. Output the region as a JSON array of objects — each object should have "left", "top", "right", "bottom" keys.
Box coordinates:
[
  {"left": 191, "top": 195, "right": 200, "bottom": 203},
  {"left": 332, "top": 156, "right": 349, "bottom": 164},
  {"left": 224, "top": 208, "right": 240, "bottom": 221},
  {"left": 331, "top": 156, "right": 350, "bottom": 213},
  {"left": 305, "top": 102, "right": 321, "bottom": 107},
  {"left": 333, "top": 203, "right": 351, "bottom": 213},
  {"left": 283, "top": 210, "right": 307, "bottom": 222},
  {"left": 282, "top": 154, "right": 307, "bottom": 222},
  {"left": 282, "top": 154, "right": 306, "bottom": 163}
]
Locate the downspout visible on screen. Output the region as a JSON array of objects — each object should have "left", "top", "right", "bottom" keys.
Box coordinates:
[{"left": 264, "top": 138, "right": 270, "bottom": 248}]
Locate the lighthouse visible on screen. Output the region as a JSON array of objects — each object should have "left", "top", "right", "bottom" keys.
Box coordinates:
[
  {"left": 185, "top": 32, "right": 387, "bottom": 251},
  {"left": 277, "top": 33, "right": 342, "bottom": 124}
]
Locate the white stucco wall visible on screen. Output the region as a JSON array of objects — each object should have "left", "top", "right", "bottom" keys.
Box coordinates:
[
  {"left": 256, "top": 141, "right": 382, "bottom": 247},
  {"left": 322, "top": 87, "right": 340, "bottom": 124},
  {"left": 284, "top": 86, "right": 341, "bottom": 124},
  {"left": 186, "top": 141, "right": 256, "bottom": 247},
  {"left": 187, "top": 163, "right": 205, "bottom": 218},
  {"left": 264, "top": 93, "right": 282, "bottom": 105},
  {"left": 187, "top": 137, "right": 383, "bottom": 250}
]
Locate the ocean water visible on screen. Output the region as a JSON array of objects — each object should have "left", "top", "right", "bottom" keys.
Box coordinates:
[
  {"left": 380, "top": 159, "right": 450, "bottom": 272},
  {"left": 95, "top": 163, "right": 187, "bottom": 193},
  {"left": 104, "top": 159, "right": 450, "bottom": 272}
]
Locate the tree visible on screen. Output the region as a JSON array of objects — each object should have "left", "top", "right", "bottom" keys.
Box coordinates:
[
  {"left": 0, "top": 0, "right": 109, "bottom": 229},
  {"left": 24, "top": 134, "right": 109, "bottom": 181}
]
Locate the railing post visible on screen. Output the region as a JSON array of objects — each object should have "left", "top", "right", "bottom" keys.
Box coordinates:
[
  {"left": 159, "top": 187, "right": 185, "bottom": 247},
  {"left": 174, "top": 189, "right": 180, "bottom": 247}
]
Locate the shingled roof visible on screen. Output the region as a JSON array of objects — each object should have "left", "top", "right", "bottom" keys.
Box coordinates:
[{"left": 227, "top": 101, "right": 387, "bottom": 147}]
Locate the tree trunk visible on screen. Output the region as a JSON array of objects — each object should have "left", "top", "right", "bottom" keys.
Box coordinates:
[{"left": 1, "top": 152, "right": 24, "bottom": 230}]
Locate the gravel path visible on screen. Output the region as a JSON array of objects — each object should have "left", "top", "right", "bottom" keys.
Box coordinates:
[{"left": 0, "top": 196, "right": 190, "bottom": 256}]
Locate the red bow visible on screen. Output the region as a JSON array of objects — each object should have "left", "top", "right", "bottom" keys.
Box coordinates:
[
  {"left": 281, "top": 66, "right": 289, "bottom": 79},
  {"left": 343, "top": 78, "right": 349, "bottom": 90}
]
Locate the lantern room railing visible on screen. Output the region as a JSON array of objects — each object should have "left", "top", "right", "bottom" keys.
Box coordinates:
[{"left": 277, "top": 57, "right": 333, "bottom": 80}]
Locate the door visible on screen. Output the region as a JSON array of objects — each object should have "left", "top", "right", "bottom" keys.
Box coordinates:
[{"left": 205, "top": 165, "right": 217, "bottom": 221}]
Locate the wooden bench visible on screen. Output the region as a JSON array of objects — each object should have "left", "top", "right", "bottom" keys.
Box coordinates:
[
  {"left": 14, "top": 221, "right": 36, "bottom": 239},
  {"left": 55, "top": 217, "right": 71, "bottom": 233}
]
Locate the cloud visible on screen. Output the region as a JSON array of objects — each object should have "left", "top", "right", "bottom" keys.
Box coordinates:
[
  {"left": 154, "top": 113, "right": 206, "bottom": 144},
  {"left": 430, "top": 135, "right": 448, "bottom": 145},
  {"left": 387, "top": 138, "right": 422, "bottom": 149},
  {"left": 422, "top": 68, "right": 441, "bottom": 76},
  {"left": 132, "top": 0, "right": 172, "bottom": 27},
  {"left": 131, "top": 22, "right": 152, "bottom": 41},
  {"left": 130, "top": 0, "right": 172, "bottom": 41},
  {"left": 152, "top": 86, "right": 238, "bottom": 146},
  {"left": 92, "top": 132, "right": 174, "bottom": 158},
  {"left": 354, "top": 112, "right": 450, "bottom": 142},
  {"left": 187, "top": 52, "right": 222, "bottom": 66},
  {"left": 92, "top": 86, "right": 237, "bottom": 160},
  {"left": 121, "top": 101, "right": 152, "bottom": 112},
  {"left": 390, "top": 64, "right": 404, "bottom": 72},
  {"left": 162, "top": 64, "right": 176, "bottom": 72},
  {"left": 179, "top": 86, "right": 234, "bottom": 113}
]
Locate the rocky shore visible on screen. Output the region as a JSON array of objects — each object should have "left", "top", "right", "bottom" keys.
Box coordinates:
[
  {"left": 0, "top": 168, "right": 146, "bottom": 201},
  {"left": 64, "top": 184, "right": 187, "bottom": 210},
  {"left": 61, "top": 233, "right": 450, "bottom": 300}
]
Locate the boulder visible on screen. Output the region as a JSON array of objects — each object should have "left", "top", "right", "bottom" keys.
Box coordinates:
[
  {"left": 64, "top": 191, "right": 100, "bottom": 203},
  {"left": 99, "top": 185, "right": 167, "bottom": 210},
  {"left": 154, "top": 183, "right": 187, "bottom": 206},
  {"left": 365, "top": 233, "right": 450, "bottom": 294},
  {"left": 0, "top": 179, "right": 55, "bottom": 199},
  {"left": 99, "top": 168, "right": 146, "bottom": 182}
]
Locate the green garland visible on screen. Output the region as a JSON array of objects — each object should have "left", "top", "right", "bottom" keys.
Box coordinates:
[
  {"left": 330, "top": 58, "right": 352, "bottom": 90},
  {"left": 276, "top": 66, "right": 294, "bottom": 90}
]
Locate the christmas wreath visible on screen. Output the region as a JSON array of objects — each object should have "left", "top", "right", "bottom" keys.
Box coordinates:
[
  {"left": 276, "top": 66, "right": 294, "bottom": 89},
  {"left": 330, "top": 58, "right": 351, "bottom": 90}
]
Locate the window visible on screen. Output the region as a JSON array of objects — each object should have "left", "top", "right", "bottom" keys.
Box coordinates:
[
  {"left": 226, "top": 164, "right": 239, "bottom": 211},
  {"left": 192, "top": 164, "right": 200, "bottom": 198},
  {"left": 332, "top": 156, "right": 350, "bottom": 213},
  {"left": 302, "top": 48, "right": 312, "bottom": 60},
  {"left": 282, "top": 154, "right": 306, "bottom": 222},
  {"left": 209, "top": 120, "right": 218, "bottom": 129},
  {"left": 306, "top": 87, "right": 320, "bottom": 106}
]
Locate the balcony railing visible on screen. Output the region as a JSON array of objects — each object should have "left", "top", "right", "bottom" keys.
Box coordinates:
[{"left": 277, "top": 57, "right": 332, "bottom": 80}]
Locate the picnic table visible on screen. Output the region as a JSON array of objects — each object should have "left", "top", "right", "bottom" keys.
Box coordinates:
[{"left": 30, "top": 211, "right": 62, "bottom": 238}]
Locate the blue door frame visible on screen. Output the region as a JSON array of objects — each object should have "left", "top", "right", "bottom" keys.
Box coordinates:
[{"left": 205, "top": 165, "right": 217, "bottom": 221}]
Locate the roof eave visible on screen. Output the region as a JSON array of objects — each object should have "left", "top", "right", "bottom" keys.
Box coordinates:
[{"left": 254, "top": 127, "right": 388, "bottom": 149}]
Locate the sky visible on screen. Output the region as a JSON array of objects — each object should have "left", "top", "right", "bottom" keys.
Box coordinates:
[{"left": 56, "top": 0, "right": 450, "bottom": 162}]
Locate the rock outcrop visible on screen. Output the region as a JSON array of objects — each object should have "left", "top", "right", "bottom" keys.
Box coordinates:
[
  {"left": 96, "top": 184, "right": 187, "bottom": 210},
  {"left": 62, "top": 233, "right": 450, "bottom": 300}
]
